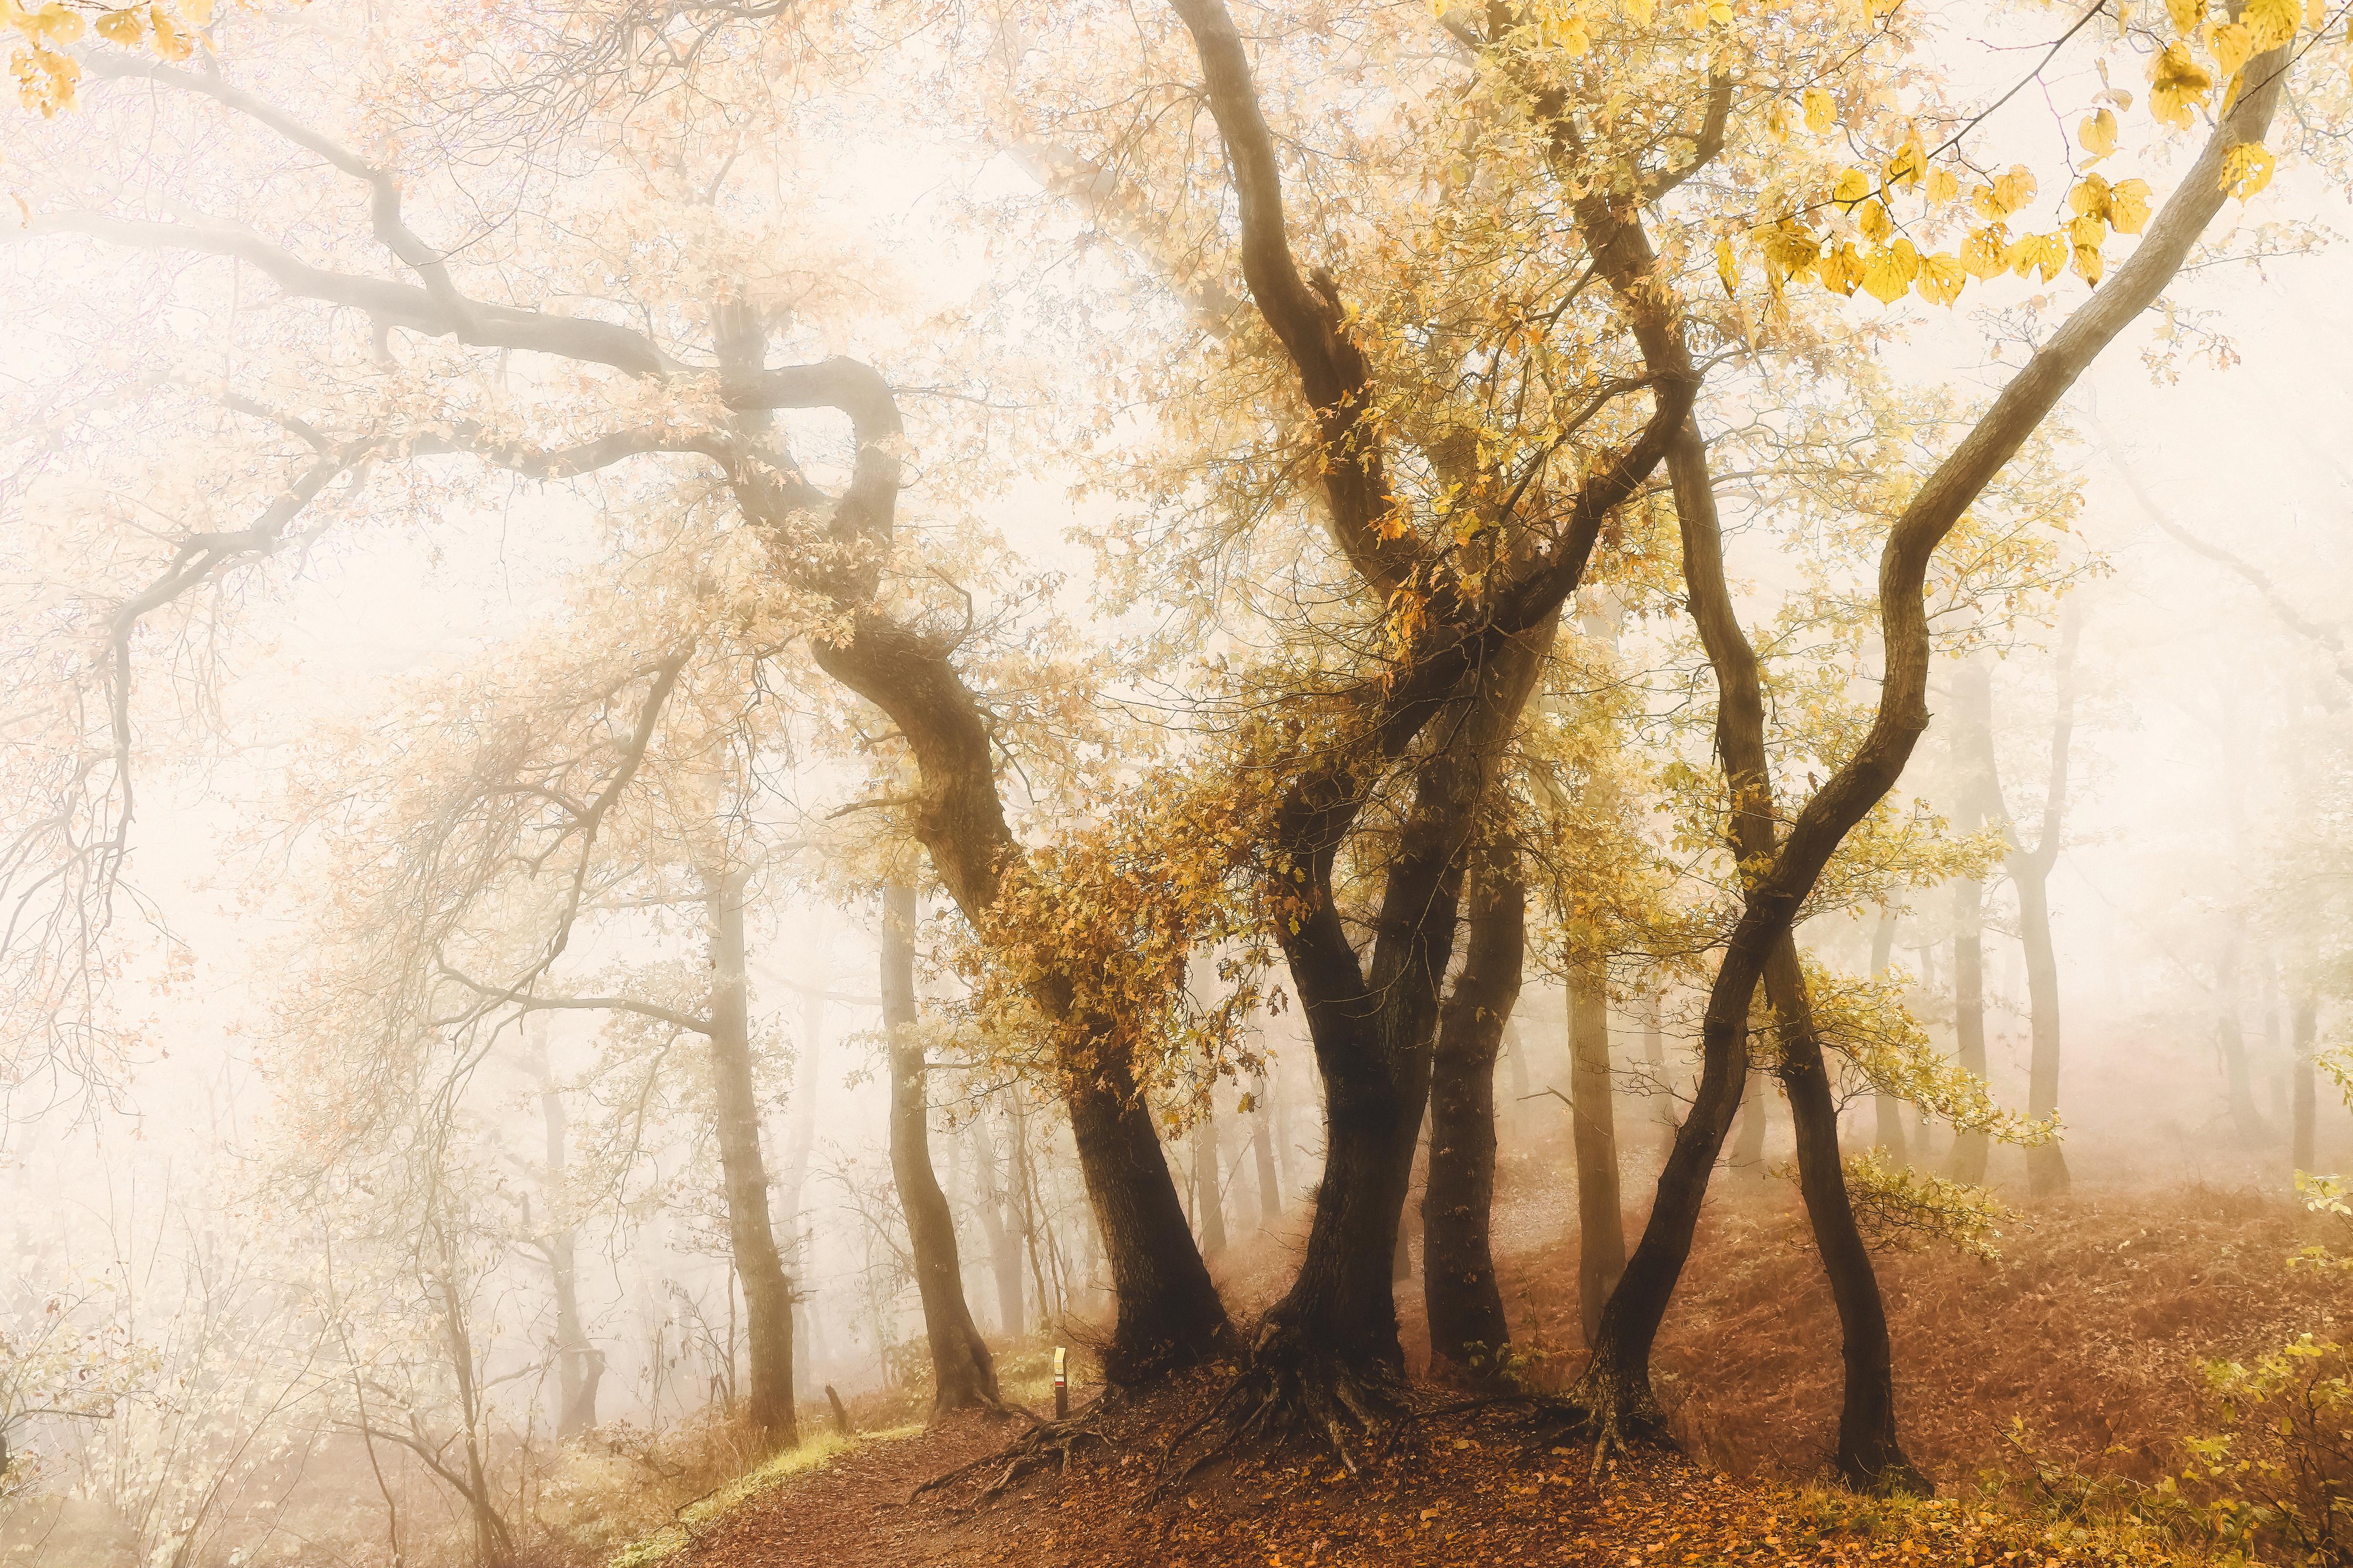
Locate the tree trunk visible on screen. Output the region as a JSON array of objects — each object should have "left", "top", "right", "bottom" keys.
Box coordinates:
[
  {"left": 2016, "top": 872, "right": 2070, "bottom": 1197},
  {"left": 1193, "top": 1101, "right": 1228, "bottom": 1258},
  {"left": 1574, "top": 45, "right": 2286, "bottom": 1460},
  {"left": 1948, "top": 662, "right": 1992, "bottom": 1186},
  {"left": 1732, "top": 1065, "right": 1769, "bottom": 1173},
  {"left": 1767, "top": 937, "right": 1925, "bottom": 1493},
  {"left": 881, "top": 883, "right": 1000, "bottom": 1414},
  {"left": 972, "top": 1114, "right": 1025, "bottom": 1341},
  {"left": 1642, "top": 995, "right": 1674, "bottom": 1137},
  {"left": 2295, "top": 989, "right": 2319, "bottom": 1173},
  {"left": 2218, "top": 919, "right": 2268, "bottom": 1144},
  {"left": 527, "top": 1016, "right": 604, "bottom": 1440},
  {"left": 1568, "top": 963, "right": 1625, "bottom": 1346},
  {"left": 1868, "top": 910, "right": 1909, "bottom": 1162},
  {"left": 1255, "top": 624, "right": 1551, "bottom": 1388},
  {"left": 707, "top": 871, "right": 797, "bottom": 1450},
  {"left": 1250, "top": 1070, "right": 1283, "bottom": 1228},
  {"left": 811, "top": 618, "right": 1230, "bottom": 1383},
  {"left": 1423, "top": 844, "right": 1522, "bottom": 1380}
]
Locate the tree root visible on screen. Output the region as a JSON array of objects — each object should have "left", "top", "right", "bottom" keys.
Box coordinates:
[
  {"left": 910, "top": 1406, "right": 1109, "bottom": 1508},
  {"left": 1149, "top": 1341, "right": 1409, "bottom": 1502}
]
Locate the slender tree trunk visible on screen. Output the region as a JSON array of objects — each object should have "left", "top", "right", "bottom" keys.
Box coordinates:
[
  {"left": 707, "top": 871, "right": 797, "bottom": 1450},
  {"left": 2218, "top": 920, "right": 2268, "bottom": 1143},
  {"left": 972, "top": 1115, "right": 1025, "bottom": 1340},
  {"left": 527, "top": 1016, "right": 603, "bottom": 1439},
  {"left": 2295, "top": 989, "right": 2319, "bottom": 1173},
  {"left": 1568, "top": 964, "right": 1625, "bottom": 1345},
  {"left": 1423, "top": 845, "right": 1522, "bottom": 1380},
  {"left": 1642, "top": 994, "right": 1674, "bottom": 1138},
  {"left": 1766, "top": 938, "right": 1925, "bottom": 1493},
  {"left": 1948, "top": 663, "right": 1993, "bottom": 1185},
  {"left": 1193, "top": 1102, "right": 1228, "bottom": 1258},
  {"left": 1575, "top": 414, "right": 1919, "bottom": 1491},
  {"left": 2016, "top": 873, "right": 2070, "bottom": 1196},
  {"left": 881, "top": 884, "right": 999, "bottom": 1413},
  {"left": 1868, "top": 910, "right": 1909, "bottom": 1162},
  {"left": 1250, "top": 1070, "right": 1283, "bottom": 1228},
  {"left": 1732, "top": 1066, "right": 1769, "bottom": 1172}
]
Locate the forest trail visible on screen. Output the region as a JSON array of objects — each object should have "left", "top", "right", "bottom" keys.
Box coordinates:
[{"left": 674, "top": 1177, "right": 2329, "bottom": 1567}]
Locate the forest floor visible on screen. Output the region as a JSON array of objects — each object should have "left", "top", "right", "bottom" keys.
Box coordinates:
[{"left": 665, "top": 1150, "right": 2347, "bottom": 1568}]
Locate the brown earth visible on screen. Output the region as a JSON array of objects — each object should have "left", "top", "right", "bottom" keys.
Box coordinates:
[{"left": 677, "top": 1140, "right": 2350, "bottom": 1566}]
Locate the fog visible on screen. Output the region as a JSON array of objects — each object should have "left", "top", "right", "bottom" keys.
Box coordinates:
[{"left": 4, "top": 0, "right": 2353, "bottom": 1563}]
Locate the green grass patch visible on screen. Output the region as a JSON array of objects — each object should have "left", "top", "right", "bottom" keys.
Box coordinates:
[{"left": 608, "top": 1421, "right": 925, "bottom": 1568}]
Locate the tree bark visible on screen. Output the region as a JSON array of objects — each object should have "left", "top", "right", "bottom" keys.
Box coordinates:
[
  {"left": 1868, "top": 911, "right": 1909, "bottom": 1162},
  {"left": 1765, "top": 937, "right": 1925, "bottom": 1492},
  {"left": 1732, "top": 1064, "right": 1770, "bottom": 1174},
  {"left": 2295, "top": 989, "right": 2319, "bottom": 1174},
  {"left": 1193, "top": 1103, "right": 1228, "bottom": 1259},
  {"left": 1947, "top": 661, "right": 1993, "bottom": 1186},
  {"left": 881, "top": 884, "right": 1000, "bottom": 1414},
  {"left": 1423, "top": 843, "right": 1523, "bottom": 1380},
  {"left": 707, "top": 871, "right": 797, "bottom": 1450},
  {"left": 1617, "top": 414, "right": 1919, "bottom": 1488},
  {"left": 2218, "top": 919, "right": 2268, "bottom": 1143},
  {"left": 1568, "top": 964, "right": 1625, "bottom": 1345},
  {"left": 1250, "top": 1070, "right": 1283, "bottom": 1228},
  {"left": 971, "top": 1115, "right": 1025, "bottom": 1341},
  {"left": 528, "top": 1017, "right": 604, "bottom": 1440}
]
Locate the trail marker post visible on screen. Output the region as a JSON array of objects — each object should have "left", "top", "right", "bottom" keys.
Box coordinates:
[{"left": 1052, "top": 1345, "right": 1068, "bottom": 1420}]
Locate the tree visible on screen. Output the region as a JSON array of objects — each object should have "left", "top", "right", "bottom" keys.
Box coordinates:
[{"left": 881, "top": 882, "right": 1000, "bottom": 1414}]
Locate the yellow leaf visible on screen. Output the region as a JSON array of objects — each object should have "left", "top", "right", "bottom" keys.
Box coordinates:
[
  {"left": 1707, "top": 0, "right": 1733, "bottom": 23},
  {"left": 1804, "top": 86, "right": 1836, "bottom": 134},
  {"left": 2221, "top": 141, "right": 2276, "bottom": 198},
  {"left": 2072, "top": 242, "right": 2105, "bottom": 286},
  {"left": 2108, "top": 177, "right": 2153, "bottom": 232},
  {"left": 1858, "top": 197, "right": 1893, "bottom": 241},
  {"left": 1993, "top": 165, "right": 2038, "bottom": 215},
  {"left": 1554, "top": 12, "right": 1592, "bottom": 54},
  {"left": 2205, "top": 19, "right": 2253, "bottom": 83},
  {"left": 2068, "top": 173, "right": 2113, "bottom": 218},
  {"left": 1817, "top": 240, "right": 1864, "bottom": 296},
  {"left": 1833, "top": 167, "right": 1872, "bottom": 208},
  {"left": 31, "top": 3, "right": 83, "bottom": 41},
  {"left": 94, "top": 7, "right": 146, "bottom": 42},
  {"left": 1715, "top": 237, "right": 1739, "bottom": 295},
  {"left": 2166, "top": 0, "right": 2203, "bottom": 30},
  {"left": 1762, "top": 222, "right": 1820, "bottom": 282},
  {"left": 1624, "top": 0, "right": 1656, "bottom": 21},
  {"left": 2245, "top": 0, "right": 2298, "bottom": 50},
  {"left": 1861, "top": 237, "right": 1922, "bottom": 303},
  {"left": 2149, "top": 42, "right": 2214, "bottom": 127},
  {"left": 1918, "top": 250, "right": 1966, "bottom": 306},
  {"left": 1926, "top": 165, "right": 1959, "bottom": 205},
  {"left": 2079, "top": 108, "right": 2118, "bottom": 156},
  {"left": 1886, "top": 129, "right": 1927, "bottom": 189},
  {"left": 2069, "top": 211, "right": 2108, "bottom": 247},
  {"left": 149, "top": 5, "right": 188, "bottom": 57},
  {"left": 1959, "top": 227, "right": 2008, "bottom": 279},
  {"left": 1766, "top": 98, "right": 1791, "bottom": 142}
]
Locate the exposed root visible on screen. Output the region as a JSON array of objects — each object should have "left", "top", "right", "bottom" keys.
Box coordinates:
[
  {"left": 1564, "top": 1364, "right": 1679, "bottom": 1481},
  {"left": 910, "top": 1411, "right": 1108, "bottom": 1508},
  {"left": 1149, "top": 1336, "right": 1409, "bottom": 1502}
]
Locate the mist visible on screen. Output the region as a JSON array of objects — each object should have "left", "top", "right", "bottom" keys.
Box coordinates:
[{"left": 4, "top": 1, "right": 2353, "bottom": 1564}]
